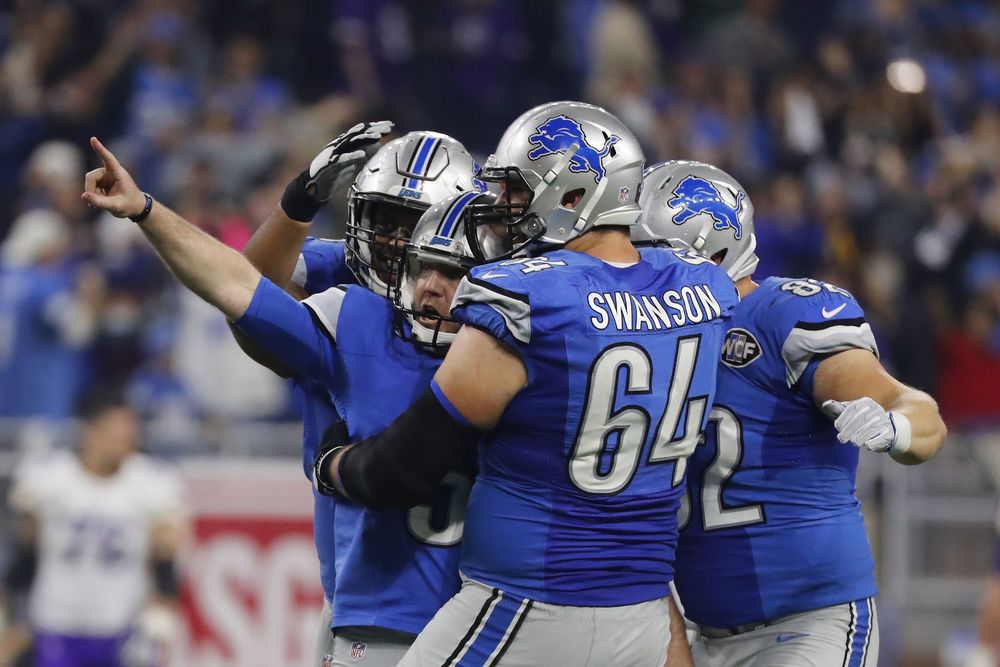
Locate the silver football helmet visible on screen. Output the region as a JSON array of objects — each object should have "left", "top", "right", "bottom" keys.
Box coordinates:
[
  {"left": 635, "top": 161, "right": 758, "bottom": 281},
  {"left": 468, "top": 101, "right": 644, "bottom": 261},
  {"left": 346, "top": 131, "right": 486, "bottom": 297},
  {"left": 393, "top": 191, "right": 492, "bottom": 350}
]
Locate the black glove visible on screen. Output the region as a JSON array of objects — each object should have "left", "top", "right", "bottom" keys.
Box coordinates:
[{"left": 281, "top": 120, "right": 394, "bottom": 222}]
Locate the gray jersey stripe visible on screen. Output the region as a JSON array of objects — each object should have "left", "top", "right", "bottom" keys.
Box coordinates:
[
  {"left": 452, "top": 277, "right": 531, "bottom": 344},
  {"left": 302, "top": 287, "right": 347, "bottom": 342},
  {"left": 291, "top": 254, "right": 307, "bottom": 288},
  {"left": 782, "top": 322, "right": 878, "bottom": 387}
]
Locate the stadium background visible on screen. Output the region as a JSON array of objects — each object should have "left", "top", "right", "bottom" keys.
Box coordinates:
[{"left": 0, "top": 0, "right": 998, "bottom": 664}]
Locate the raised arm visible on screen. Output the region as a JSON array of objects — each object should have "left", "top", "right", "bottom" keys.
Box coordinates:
[
  {"left": 82, "top": 137, "right": 342, "bottom": 386},
  {"left": 813, "top": 348, "right": 947, "bottom": 464},
  {"left": 82, "top": 137, "right": 260, "bottom": 320},
  {"left": 243, "top": 121, "right": 393, "bottom": 294},
  {"left": 243, "top": 207, "right": 314, "bottom": 299},
  {"left": 232, "top": 123, "right": 392, "bottom": 373}
]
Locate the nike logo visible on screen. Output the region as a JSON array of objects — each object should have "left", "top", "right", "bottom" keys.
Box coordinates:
[
  {"left": 480, "top": 271, "right": 508, "bottom": 280},
  {"left": 775, "top": 632, "right": 809, "bottom": 643},
  {"left": 821, "top": 303, "right": 847, "bottom": 319}
]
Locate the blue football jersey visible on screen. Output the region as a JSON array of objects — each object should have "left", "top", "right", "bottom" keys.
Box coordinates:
[
  {"left": 287, "top": 238, "right": 355, "bottom": 605},
  {"left": 292, "top": 380, "right": 340, "bottom": 603},
  {"left": 292, "top": 237, "right": 355, "bottom": 295},
  {"left": 673, "top": 276, "right": 880, "bottom": 628},
  {"left": 450, "top": 249, "right": 737, "bottom": 606},
  {"left": 235, "top": 280, "right": 466, "bottom": 634}
]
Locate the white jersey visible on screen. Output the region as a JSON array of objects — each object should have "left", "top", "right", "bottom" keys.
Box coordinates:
[{"left": 9, "top": 451, "right": 183, "bottom": 636}]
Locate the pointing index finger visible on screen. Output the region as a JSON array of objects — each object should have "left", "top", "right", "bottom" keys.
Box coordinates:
[{"left": 89, "top": 136, "right": 121, "bottom": 171}]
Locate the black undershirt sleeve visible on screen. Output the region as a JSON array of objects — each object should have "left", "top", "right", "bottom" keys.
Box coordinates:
[{"left": 318, "top": 387, "right": 479, "bottom": 508}]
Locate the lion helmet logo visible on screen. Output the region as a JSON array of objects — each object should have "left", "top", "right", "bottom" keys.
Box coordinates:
[
  {"left": 668, "top": 175, "right": 746, "bottom": 240},
  {"left": 526, "top": 115, "right": 620, "bottom": 183}
]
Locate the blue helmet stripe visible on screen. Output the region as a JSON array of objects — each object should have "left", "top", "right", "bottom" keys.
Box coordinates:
[
  {"left": 439, "top": 191, "right": 481, "bottom": 238},
  {"left": 407, "top": 137, "right": 439, "bottom": 189}
]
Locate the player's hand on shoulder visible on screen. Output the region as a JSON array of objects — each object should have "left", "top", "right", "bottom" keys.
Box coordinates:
[
  {"left": 822, "top": 397, "right": 909, "bottom": 454},
  {"left": 306, "top": 120, "right": 394, "bottom": 202}
]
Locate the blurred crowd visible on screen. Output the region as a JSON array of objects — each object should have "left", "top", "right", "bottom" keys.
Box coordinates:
[{"left": 1, "top": 0, "right": 999, "bottom": 449}]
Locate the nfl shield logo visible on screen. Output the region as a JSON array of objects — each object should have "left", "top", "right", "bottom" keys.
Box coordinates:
[
  {"left": 350, "top": 641, "right": 367, "bottom": 661},
  {"left": 618, "top": 185, "right": 630, "bottom": 204},
  {"left": 322, "top": 655, "right": 334, "bottom": 667}
]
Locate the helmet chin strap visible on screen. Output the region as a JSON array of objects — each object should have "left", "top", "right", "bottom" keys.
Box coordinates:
[
  {"left": 692, "top": 218, "right": 712, "bottom": 251},
  {"left": 540, "top": 145, "right": 579, "bottom": 188},
  {"left": 574, "top": 165, "right": 611, "bottom": 233},
  {"left": 369, "top": 241, "right": 407, "bottom": 297},
  {"left": 369, "top": 268, "right": 391, "bottom": 295},
  {"left": 727, "top": 233, "right": 759, "bottom": 281},
  {"left": 531, "top": 146, "right": 581, "bottom": 239},
  {"left": 408, "top": 316, "right": 457, "bottom": 348}
]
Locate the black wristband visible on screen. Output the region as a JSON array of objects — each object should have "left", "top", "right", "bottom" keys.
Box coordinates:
[
  {"left": 153, "top": 557, "right": 179, "bottom": 598},
  {"left": 313, "top": 445, "right": 350, "bottom": 499},
  {"left": 129, "top": 192, "right": 153, "bottom": 223},
  {"left": 280, "top": 171, "right": 322, "bottom": 223}
]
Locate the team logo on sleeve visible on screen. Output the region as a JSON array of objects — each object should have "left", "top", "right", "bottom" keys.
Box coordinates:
[
  {"left": 527, "top": 115, "right": 620, "bottom": 183},
  {"left": 669, "top": 175, "right": 746, "bottom": 240},
  {"left": 721, "top": 328, "right": 762, "bottom": 367}
]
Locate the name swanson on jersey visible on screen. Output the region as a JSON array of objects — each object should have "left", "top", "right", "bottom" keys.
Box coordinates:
[{"left": 588, "top": 284, "right": 724, "bottom": 332}]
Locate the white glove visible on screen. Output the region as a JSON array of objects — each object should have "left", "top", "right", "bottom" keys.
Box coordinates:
[
  {"left": 821, "top": 397, "right": 911, "bottom": 454},
  {"left": 305, "top": 120, "right": 394, "bottom": 202},
  {"left": 120, "top": 604, "right": 179, "bottom": 667}
]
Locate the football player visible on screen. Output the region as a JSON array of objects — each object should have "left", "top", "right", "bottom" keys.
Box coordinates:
[
  {"left": 312, "top": 101, "right": 737, "bottom": 666},
  {"left": 238, "top": 120, "right": 393, "bottom": 664},
  {"left": 1, "top": 393, "right": 185, "bottom": 667},
  {"left": 634, "top": 160, "right": 947, "bottom": 667},
  {"left": 81, "top": 137, "right": 488, "bottom": 666},
  {"left": 235, "top": 122, "right": 481, "bottom": 666}
]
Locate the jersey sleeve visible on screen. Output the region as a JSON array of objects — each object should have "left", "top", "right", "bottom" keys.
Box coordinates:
[
  {"left": 142, "top": 460, "right": 186, "bottom": 524},
  {"left": 291, "top": 237, "right": 355, "bottom": 295},
  {"left": 767, "top": 280, "right": 879, "bottom": 390},
  {"left": 8, "top": 459, "right": 53, "bottom": 515},
  {"left": 450, "top": 266, "right": 532, "bottom": 350},
  {"left": 233, "top": 278, "right": 341, "bottom": 386}
]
